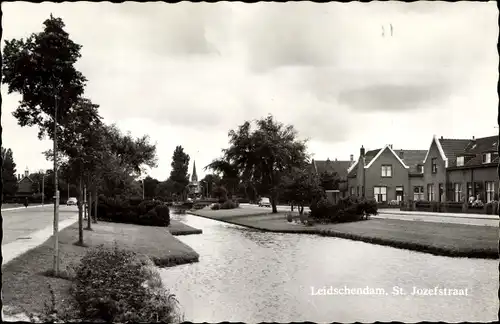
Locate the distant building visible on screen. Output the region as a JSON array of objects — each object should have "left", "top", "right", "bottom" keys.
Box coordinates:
[
  {"left": 310, "top": 157, "right": 354, "bottom": 198},
  {"left": 187, "top": 161, "right": 201, "bottom": 196},
  {"left": 17, "top": 167, "right": 34, "bottom": 198}
]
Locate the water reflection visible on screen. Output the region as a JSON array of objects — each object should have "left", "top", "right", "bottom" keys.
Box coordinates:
[{"left": 163, "top": 213, "right": 498, "bottom": 323}]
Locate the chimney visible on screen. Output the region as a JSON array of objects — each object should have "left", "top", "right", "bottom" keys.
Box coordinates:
[
  {"left": 388, "top": 144, "right": 393, "bottom": 149},
  {"left": 350, "top": 154, "right": 354, "bottom": 162},
  {"left": 17, "top": 174, "right": 20, "bottom": 181},
  {"left": 335, "top": 158, "right": 337, "bottom": 161},
  {"left": 440, "top": 136, "right": 443, "bottom": 140},
  {"left": 472, "top": 136, "right": 475, "bottom": 140},
  {"left": 398, "top": 151, "right": 404, "bottom": 159},
  {"left": 360, "top": 145, "right": 365, "bottom": 157}
]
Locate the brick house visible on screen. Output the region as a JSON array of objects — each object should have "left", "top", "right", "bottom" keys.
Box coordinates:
[
  {"left": 347, "top": 145, "right": 426, "bottom": 204},
  {"left": 310, "top": 157, "right": 354, "bottom": 197},
  {"left": 441, "top": 135, "right": 498, "bottom": 203}
]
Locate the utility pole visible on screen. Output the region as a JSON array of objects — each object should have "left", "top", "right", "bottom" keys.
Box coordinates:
[
  {"left": 142, "top": 179, "right": 145, "bottom": 200},
  {"left": 53, "top": 92, "right": 60, "bottom": 276},
  {"left": 42, "top": 173, "right": 45, "bottom": 206}
]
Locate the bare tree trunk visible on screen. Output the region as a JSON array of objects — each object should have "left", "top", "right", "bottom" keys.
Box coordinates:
[
  {"left": 93, "top": 189, "right": 98, "bottom": 223},
  {"left": 78, "top": 177, "right": 83, "bottom": 244},
  {"left": 88, "top": 189, "right": 93, "bottom": 228},
  {"left": 86, "top": 184, "right": 92, "bottom": 230}
]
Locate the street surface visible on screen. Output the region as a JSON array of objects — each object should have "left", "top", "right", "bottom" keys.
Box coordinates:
[
  {"left": 239, "top": 203, "right": 498, "bottom": 227},
  {"left": 2, "top": 205, "right": 79, "bottom": 245}
]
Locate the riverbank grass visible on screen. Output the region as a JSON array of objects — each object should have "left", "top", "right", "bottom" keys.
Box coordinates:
[
  {"left": 188, "top": 209, "right": 498, "bottom": 259},
  {"left": 2, "top": 220, "right": 201, "bottom": 317}
]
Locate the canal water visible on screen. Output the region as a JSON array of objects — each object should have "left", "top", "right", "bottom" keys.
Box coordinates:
[{"left": 160, "top": 213, "right": 498, "bottom": 323}]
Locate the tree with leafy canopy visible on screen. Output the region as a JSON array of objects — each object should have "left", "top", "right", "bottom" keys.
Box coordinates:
[
  {"left": 1, "top": 147, "right": 19, "bottom": 199},
  {"left": 142, "top": 176, "right": 160, "bottom": 199},
  {"left": 281, "top": 167, "right": 324, "bottom": 215},
  {"left": 208, "top": 115, "right": 309, "bottom": 213},
  {"left": 203, "top": 160, "right": 239, "bottom": 198},
  {"left": 319, "top": 169, "right": 341, "bottom": 191},
  {"left": 169, "top": 146, "right": 190, "bottom": 201},
  {"left": 199, "top": 174, "right": 221, "bottom": 198},
  {"left": 2, "top": 14, "right": 87, "bottom": 140}
]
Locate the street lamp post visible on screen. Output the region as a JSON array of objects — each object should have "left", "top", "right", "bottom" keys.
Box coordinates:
[{"left": 53, "top": 92, "right": 60, "bottom": 276}]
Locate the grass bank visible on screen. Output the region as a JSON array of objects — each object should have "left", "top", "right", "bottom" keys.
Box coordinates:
[
  {"left": 188, "top": 208, "right": 498, "bottom": 259},
  {"left": 2, "top": 219, "right": 201, "bottom": 317}
]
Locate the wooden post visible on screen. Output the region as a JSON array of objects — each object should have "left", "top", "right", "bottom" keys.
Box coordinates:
[{"left": 78, "top": 177, "right": 83, "bottom": 244}]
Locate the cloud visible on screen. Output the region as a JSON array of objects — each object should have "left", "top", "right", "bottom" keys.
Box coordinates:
[{"left": 1, "top": 1, "right": 497, "bottom": 180}]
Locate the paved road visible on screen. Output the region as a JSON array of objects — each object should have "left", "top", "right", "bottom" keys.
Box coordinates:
[{"left": 2, "top": 205, "right": 79, "bottom": 245}]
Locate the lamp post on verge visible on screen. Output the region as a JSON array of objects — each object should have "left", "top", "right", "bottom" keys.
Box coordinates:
[{"left": 52, "top": 90, "right": 60, "bottom": 276}]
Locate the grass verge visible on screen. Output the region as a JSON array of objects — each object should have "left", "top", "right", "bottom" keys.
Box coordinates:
[
  {"left": 188, "top": 210, "right": 498, "bottom": 259},
  {"left": 2, "top": 221, "right": 200, "bottom": 317},
  {"left": 168, "top": 219, "right": 203, "bottom": 235}
]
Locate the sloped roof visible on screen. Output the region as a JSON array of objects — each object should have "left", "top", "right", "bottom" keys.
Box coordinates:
[
  {"left": 438, "top": 138, "right": 471, "bottom": 162},
  {"left": 365, "top": 145, "right": 409, "bottom": 169},
  {"left": 364, "top": 149, "right": 381, "bottom": 165},
  {"left": 313, "top": 159, "right": 352, "bottom": 179},
  {"left": 394, "top": 149, "right": 427, "bottom": 173},
  {"left": 463, "top": 135, "right": 498, "bottom": 154}
]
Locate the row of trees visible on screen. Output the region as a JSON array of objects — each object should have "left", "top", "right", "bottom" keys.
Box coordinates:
[
  {"left": 2, "top": 15, "right": 157, "bottom": 250},
  {"left": 205, "top": 115, "right": 341, "bottom": 214}
]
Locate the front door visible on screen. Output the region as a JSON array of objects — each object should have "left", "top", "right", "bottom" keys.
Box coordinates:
[{"left": 396, "top": 186, "right": 404, "bottom": 203}]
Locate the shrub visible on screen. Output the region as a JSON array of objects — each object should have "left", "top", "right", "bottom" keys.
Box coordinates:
[
  {"left": 154, "top": 205, "right": 170, "bottom": 226},
  {"left": 309, "top": 196, "right": 376, "bottom": 223},
  {"left": 211, "top": 203, "right": 220, "bottom": 210},
  {"left": 71, "top": 245, "right": 181, "bottom": 323},
  {"left": 220, "top": 200, "right": 239, "bottom": 209},
  {"left": 286, "top": 213, "right": 293, "bottom": 222}
]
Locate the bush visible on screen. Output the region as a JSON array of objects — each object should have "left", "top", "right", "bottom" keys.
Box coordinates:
[
  {"left": 71, "top": 245, "right": 181, "bottom": 323},
  {"left": 309, "top": 196, "right": 377, "bottom": 223},
  {"left": 220, "top": 200, "right": 239, "bottom": 210},
  {"left": 96, "top": 197, "right": 169, "bottom": 227},
  {"left": 211, "top": 203, "right": 220, "bottom": 210}
]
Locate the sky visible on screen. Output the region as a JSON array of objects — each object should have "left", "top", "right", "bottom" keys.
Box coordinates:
[{"left": 1, "top": 1, "right": 498, "bottom": 181}]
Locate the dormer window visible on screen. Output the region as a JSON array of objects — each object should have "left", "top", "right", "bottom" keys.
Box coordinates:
[
  {"left": 483, "top": 153, "right": 491, "bottom": 164},
  {"left": 456, "top": 156, "right": 464, "bottom": 167},
  {"left": 417, "top": 165, "right": 424, "bottom": 173}
]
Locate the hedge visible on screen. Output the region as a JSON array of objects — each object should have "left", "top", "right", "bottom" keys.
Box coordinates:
[
  {"left": 309, "top": 196, "right": 378, "bottom": 223},
  {"left": 93, "top": 196, "right": 170, "bottom": 227}
]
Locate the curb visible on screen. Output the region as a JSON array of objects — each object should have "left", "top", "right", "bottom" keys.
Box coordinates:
[
  {"left": 1, "top": 205, "right": 46, "bottom": 211},
  {"left": 378, "top": 210, "right": 498, "bottom": 220}
]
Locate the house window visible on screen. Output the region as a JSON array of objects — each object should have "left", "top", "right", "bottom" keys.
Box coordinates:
[
  {"left": 374, "top": 186, "right": 387, "bottom": 203},
  {"left": 413, "top": 186, "right": 424, "bottom": 201},
  {"left": 467, "top": 182, "right": 473, "bottom": 200},
  {"left": 427, "top": 184, "right": 435, "bottom": 201},
  {"left": 357, "top": 186, "right": 360, "bottom": 196},
  {"left": 431, "top": 158, "right": 437, "bottom": 173},
  {"left": 350, "top": 187, "right": 355, "bottom": 196},
  {"left": 417, "top": 165, "right": 424, "bottom": 173},
  {"left": 456, "top": 156, "right": 464, "bottom": 167},
  {"left": 483, "top": 153, "right": 491, "bottom": 164},
  {"left": 381, "top": 165, "right": 392, "bottom": 177},
  {"left": 486, "top": 182, "right": 495, "bottom": 202},
  {"left": 454, "top": 183, "right": 462, "bottom": 202}
]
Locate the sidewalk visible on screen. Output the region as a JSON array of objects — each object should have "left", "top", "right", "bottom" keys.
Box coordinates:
[
  {"left": 378, "top": 208, "right": 498, "bottom": 220},
  {"left": 1, "top": 204, "right": 45, "bottom": 211}
]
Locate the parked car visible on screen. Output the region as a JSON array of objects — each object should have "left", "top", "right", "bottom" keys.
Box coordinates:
[
  {"left": 258, "top": 197, "right": 271, "bottom": 207},
  {"left": 66, "top": 197, "right": 78, "bottom": 206}
]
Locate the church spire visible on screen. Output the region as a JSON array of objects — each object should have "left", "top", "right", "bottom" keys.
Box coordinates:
[{"left": 191, "top": 161, "right": 198, "bottom": 182}]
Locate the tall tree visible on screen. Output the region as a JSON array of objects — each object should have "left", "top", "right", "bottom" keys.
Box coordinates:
[
  {"left": 203, "top": 160, "right": 239, "bottom": 198},
  {"left": 281, "top": 167, "right": 324, "bottom": 215},
  {"left": 1, "top": 147, "right": 18, "bottom": 198},
  {"left": 208, "top": 115, "right": 309, "bottom": 213},
  {"left": 199, "top": 174, "right": 221, "bottom": 198},
  {"left": 142, "top": 176, "right": 160, "bottom": 199},
  {"left": 169, "top": 146, "right": 190, "bottom": 201},
  {"left": 2, "top": 15, "right": 87, "bottom": 140}
]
